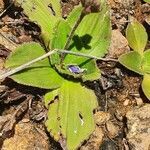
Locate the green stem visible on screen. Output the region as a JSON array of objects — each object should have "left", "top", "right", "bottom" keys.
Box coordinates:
[{"left": 63, "top": 13, "right": 85, "bottom": 50}]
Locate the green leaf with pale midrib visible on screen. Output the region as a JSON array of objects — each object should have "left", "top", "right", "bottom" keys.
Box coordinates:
[
  {"left": 5, "top": 42, "right": 64, "bottom": 89},
  {"left": 45, "top": 80, "right": 98, "bottom": 150},
  {"left": 65, "top": 2, "right": 110, "bottom": 81},
  {"left": 50, "top": 19, "right": 71, "bottom": 66},
  {"left": 65, "top": 8, "right": 111, "bottom": 64},
  {"left": 126, "top": 19, "right": 148, "bottom": 55}
]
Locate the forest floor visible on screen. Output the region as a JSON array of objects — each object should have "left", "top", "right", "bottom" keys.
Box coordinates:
[{"left": 0, "top": 0, "right": 150, "bottom": 150}]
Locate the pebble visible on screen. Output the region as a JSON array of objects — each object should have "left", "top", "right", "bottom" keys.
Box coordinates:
[{"left": 126, "top": 104, "right": 150, "bottom": 150}]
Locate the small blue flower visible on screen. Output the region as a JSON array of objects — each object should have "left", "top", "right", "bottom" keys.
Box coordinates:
[{"left": 68, "top": 65, "right": 86, "bottom": 74}]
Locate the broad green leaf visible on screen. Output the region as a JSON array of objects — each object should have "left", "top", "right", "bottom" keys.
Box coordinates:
[
  {"left": 6, "top": 42, "right": 48, "bottom": 68},
  {"left": 51, "top": 20, "right": 71, "bottom": 50},
  {"left": 118, "top": 51, "right": 143, "bottom": 75},
  {"left": 63, "top": 1, "right": 111, "bottom": 81},
  {"left": 45, "top": 80, "right": 98, "bottom": 150},
  {"left": 5, "top": 42, "right": 64, "bottom": 89},
  {"left": 65, "top": 3, "right": 111, "bottom": 64},
  {"left": 144, "top": 0, "right": 150, "bottom": 3},
  {"left": 126, "top": 19, "right": 148, "bottom": 55},
  {"left": 9, "top": 67, "right": 63, "bottom": 89},
  {"left": 142, "top": 74, "right": 150, "bottom": 100},
  {"left": 142, "top": 49, "right": 150, "bottom": 73},
  {"left": 15, "top": 0, "right": 61, "bottom": 46},
  {"left": 49, "top": 19, "right": 100, "bottom": 81}
]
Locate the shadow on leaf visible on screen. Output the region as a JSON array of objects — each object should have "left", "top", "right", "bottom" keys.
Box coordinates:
[{"left": 69, "top": 34, "right": 92, "bottom": 50}]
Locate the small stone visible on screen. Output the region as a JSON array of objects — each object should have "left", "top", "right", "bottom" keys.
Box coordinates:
[
  {"left": 123, "top": 99, "right": 130, "bottom": 106},
  {"left": 21, "top": 118, "right": 30, "bottom": 123},
  {"left": 106, "top": 121, "right": 120, "bottom": 138},
  {"left": 0, "top": 0, "right": 4, "bottom": 11},
  {"left": 80, "top": 127, "right": 104, "bottom": 150},
  {"left": 126, "top": 104, "right": 150, "bottom": 150},
  {"left": 108, "top": 29, "right": 130, "bottom": 58},
  {"left": 94, "top": 111, "right": 110, "bottom": 126},
  {"left": 18, "top": 35, "right": 32, "bottom": 43},
  {"left": 2, "top": 122, "right": 50, "bottom": 150},
  {"left": 135, "top": 97, "right": 143, "bottom": 106}
]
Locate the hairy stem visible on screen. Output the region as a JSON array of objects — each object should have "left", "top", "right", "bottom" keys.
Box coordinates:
[
  {"left": 0, "top": 50, "right": 58, "bottom": 80},
  {"left": 0, "top": 49, "right": 118, "bottom": 80},
  {"left": 58, "top": 50, "right": 118, "bottom": 62}
]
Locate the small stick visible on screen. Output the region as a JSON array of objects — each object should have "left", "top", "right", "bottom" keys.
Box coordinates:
[
  {"left": 0, "top": 3, "right": 13, "bottom": 18},
  {"left": 0, "top": 49, "right": 118, "bottom": 80}
]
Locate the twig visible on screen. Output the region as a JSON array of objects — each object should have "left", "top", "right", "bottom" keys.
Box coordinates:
[
  {"left": 0, "top": 3, "right": 13, "bottom": 18},
  {"left": 0, "top": 49, "right": 118, "bottom": 80}
]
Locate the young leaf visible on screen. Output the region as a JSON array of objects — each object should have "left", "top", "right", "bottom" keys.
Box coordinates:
[
  {"left": 67, "top": 5, "right": 83, "bottom": 27},
  {"left": 5, "top": 42, "right": 64, "bottom": 89},
  {"left": 51, "top": 20, "right": 71, "bottom": 50},
  {"left": 15, "top": 0, "right": 61, "bottom": 46},
  {"left": 142, "top": 49, "right": 150, "bottom": 73},
  {"left": 126, "top": 19, "right": 148, "bottom": 55},
  {"left": 50, "top": 19, "right": 71, "bottom": 65},
  {"left": 142, "top": 74, "right": 150, "bottom": 100},
  {"left": 118, "top": 51, "right": 143, "bottom": 75},
  {"left": 45, "top": 80, "right": 98, "bottom": 150}
]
